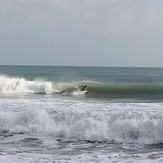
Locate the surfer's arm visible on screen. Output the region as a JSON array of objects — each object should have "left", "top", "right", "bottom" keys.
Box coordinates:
[{"left": 80, "top": 85, "right": 88, "bottom": 91}]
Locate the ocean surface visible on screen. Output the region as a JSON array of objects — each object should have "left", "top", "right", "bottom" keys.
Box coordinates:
[{"left": 0, "top": 65, "right": 163, "bottom": 162}]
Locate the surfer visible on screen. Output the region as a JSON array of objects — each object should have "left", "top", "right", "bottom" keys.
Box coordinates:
[{"left": 80, "top": 85, "right": 88, "bottom": 91}]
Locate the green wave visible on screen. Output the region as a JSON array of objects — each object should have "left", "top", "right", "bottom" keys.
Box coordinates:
[{"left": 79, "top": 82, "right": 163, "bottom": 100}]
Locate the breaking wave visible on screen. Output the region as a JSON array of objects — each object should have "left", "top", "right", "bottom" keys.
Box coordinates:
[
  {"left": 0, "top": 107, "right": 163, "bottom": 145},
  {"left": 0, "top": 75, "right": 54, "bottom": 94},
  {"left": 0, "top": 75, "right": 82, "bottom": 95},
  {"left": 1, "top": 75, "right": 163, "bottom": 100}
]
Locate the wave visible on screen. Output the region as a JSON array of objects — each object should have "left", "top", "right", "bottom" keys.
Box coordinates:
[
  {"left": 0, "top": 75, "right": 82, "bottom": 95},
  {"left": 0, "top": 75, "right": 54, "bottom": 94},
  {"left": 0, "top": 75, "right": 88, "bottom": 97},
  {"left": 82, "top": 82, "right": 163, "bottom": 100},
  {"left": 1, "top": 75, "right": 163, "bottom": 100},
  {"left": 1, "top": 107, "right": 163, "bottom": 145}
]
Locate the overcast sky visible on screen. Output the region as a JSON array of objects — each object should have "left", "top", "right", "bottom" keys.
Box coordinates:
[{"left": 0, "top": 0, "right": 163, "bottom": 67}]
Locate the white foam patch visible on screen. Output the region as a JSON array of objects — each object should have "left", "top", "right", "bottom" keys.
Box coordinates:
[
  {"left": 0, "top": 75, "right": 85, "bottom": 97},
  {"left": 0, "top": 98, "right": 163, "bottom": 145},
  {"left": 0, "top": 75, "right": 54, "bottom": 94}
]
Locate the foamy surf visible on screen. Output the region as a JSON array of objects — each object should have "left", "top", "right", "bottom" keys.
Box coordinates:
[
  {"left": 0, "top": 99, "right": 163, "bottom": 145},
  {"left": 0, "top": 75, "right": 54, "bottom": 94},
  {"left": 0, "top": 98, "right": 163, "bottom": 162}
]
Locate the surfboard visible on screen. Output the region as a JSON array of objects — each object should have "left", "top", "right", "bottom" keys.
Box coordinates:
[{"left": 82, "top": 90, "right": 88, "bottom": 94}]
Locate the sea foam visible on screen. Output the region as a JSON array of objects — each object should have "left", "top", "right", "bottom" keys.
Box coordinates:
[
  {"left": 0, "top": 75, "right": 54, "bottom": 94},
  {"left": 0, "top": 100, "right": 163, "bottom": 145}
]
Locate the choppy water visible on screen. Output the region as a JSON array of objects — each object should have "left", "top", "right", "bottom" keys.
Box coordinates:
[{"left": 0, "top": 65, "right": 163, "bottom": 162}]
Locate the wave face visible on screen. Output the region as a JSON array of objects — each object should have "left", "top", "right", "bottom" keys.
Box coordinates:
[{"left": 83, "top": 82, "right": 163, "bottom": 100}]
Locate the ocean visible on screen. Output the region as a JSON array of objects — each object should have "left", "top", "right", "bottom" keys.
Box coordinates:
[{"left": 0, "top": 65, "right": 163, "bottom": 162}]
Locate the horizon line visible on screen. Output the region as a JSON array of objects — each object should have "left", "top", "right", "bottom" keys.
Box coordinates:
[{"left": 0, "top": 64, "right": 163, "bottom": 69}]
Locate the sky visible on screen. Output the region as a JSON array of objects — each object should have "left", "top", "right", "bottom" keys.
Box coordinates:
[{"left": 0, "top": 0, "right": 163, "bottom": 67}]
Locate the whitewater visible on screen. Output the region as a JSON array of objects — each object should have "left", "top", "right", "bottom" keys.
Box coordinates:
[{"left": 0, "top": 65, "right": 163, "bottom": 162}]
